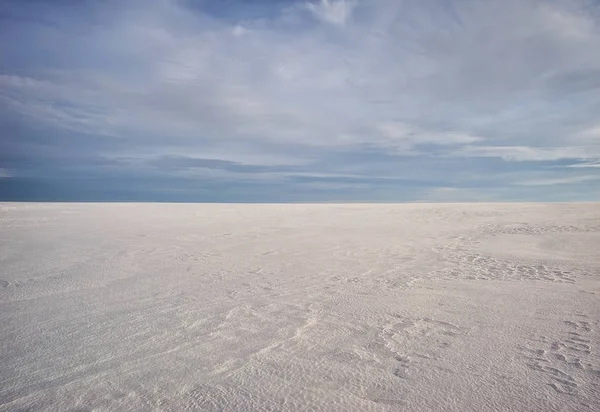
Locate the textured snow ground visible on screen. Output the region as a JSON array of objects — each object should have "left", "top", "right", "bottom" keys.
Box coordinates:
[{"left": 1, "top": 203, "right": 599, "bottom": 412}]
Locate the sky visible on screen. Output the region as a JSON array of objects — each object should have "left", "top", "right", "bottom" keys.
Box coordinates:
[{"left": 1, "top": 0, "right": 599, "bottom": 202}]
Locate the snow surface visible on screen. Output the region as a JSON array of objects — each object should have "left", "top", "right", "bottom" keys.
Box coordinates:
[{"left": 1, "top": 203, "right": 599, "bottom": 411}]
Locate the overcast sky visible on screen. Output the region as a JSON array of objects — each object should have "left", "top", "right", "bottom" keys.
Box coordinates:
[{"left": 1, "top": 0, "right": 599, "bottom": 202}]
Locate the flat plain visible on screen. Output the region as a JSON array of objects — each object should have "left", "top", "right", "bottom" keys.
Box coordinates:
[{"left": 0, "top": 203, "right": 599, "bottom": 411}]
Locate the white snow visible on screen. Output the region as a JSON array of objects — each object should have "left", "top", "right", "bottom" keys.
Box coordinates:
[{"left": 0, "top": 202, "right": 599, "bottom": 411}]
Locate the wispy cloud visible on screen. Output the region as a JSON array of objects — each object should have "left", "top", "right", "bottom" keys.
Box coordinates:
[
  {"left": 566, "top": 162, "right": 600, "bottom": 169},
  {"left": 517, "top": 175, "right": 600, "bottom": 186},
  {"left": 455, "top": 146, "right": 600, "bottom": 162},
  {"left": 1, "top": 0, "right": 599, "bottom": 201},
  {"left": 306, "top": 0, "right": 357, "bottom": 25}
]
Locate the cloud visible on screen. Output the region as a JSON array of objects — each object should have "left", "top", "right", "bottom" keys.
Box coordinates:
[
  {"left": 306, "top": 0, "right": 356, "bottom": 25},
  {"left": 517, "top": 175, "right": 600, "bottom": 186},
  {"left": 455, "top": 146, "right": 600, "bottom": 161},
  {"left": 377, "top": 122, "right": 482, "bottom": 149},
  {"left": 1, "top": 0, "right": 600, "bottom": 201},
  {"left": 148, "top": 155, "right": 301, "bottom": 174},
  {"left": 566, "top": 162, "right": 600, "bottom": 169},
  {"left": 577, "top": 125, "right": 600, "bottom": 142}
]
